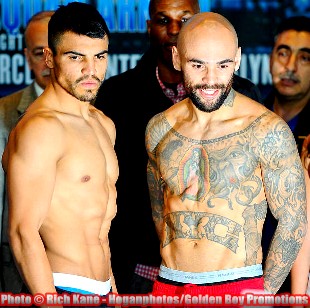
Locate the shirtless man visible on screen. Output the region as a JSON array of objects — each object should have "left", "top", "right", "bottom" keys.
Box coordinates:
[
  {"left": 145, "top": 12, "right": 307, "bottom": 295},
  {"left": 2, "top": 3, "right": 117, "bottom": 307}
]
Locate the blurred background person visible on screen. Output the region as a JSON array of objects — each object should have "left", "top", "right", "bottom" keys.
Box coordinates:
[
  {"left": 0, "top": 10, "right": 54, "bottom": 293},
  {"left": 95, "top": 0, "right": 262, "bottom": 294},
  {"left": 262, "top": 15, "right": 310, "bottom": 296},
  {"left": 264, "top": 15, "right": 310, "bottom": 153}
]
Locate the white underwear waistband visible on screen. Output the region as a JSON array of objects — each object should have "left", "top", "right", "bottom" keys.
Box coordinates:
[
  {"left": 53, "top": 273, "right": 111, "bottom": 295},
  {"left": 159, "top": 264, "right": 263, "bottom": 284}
]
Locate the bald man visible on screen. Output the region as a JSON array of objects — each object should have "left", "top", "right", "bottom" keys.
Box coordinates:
[{"left": 145, "top": 12, "right": 307, "bottom": 296}]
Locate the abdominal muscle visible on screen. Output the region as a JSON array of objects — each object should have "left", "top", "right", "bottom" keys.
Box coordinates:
[
  {"left": 161, "top": 238, "right": 252, "bottom": 273},
  {"left": 159, "top": 202, "right": 263, "bottom": 273},
  {"left": 39, "top": 197, "right": 111, "bottom": 282}
]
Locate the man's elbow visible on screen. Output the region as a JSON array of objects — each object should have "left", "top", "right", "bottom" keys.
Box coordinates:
[{"left": 8, "top": 223, "right": 35, "bottom": 257}]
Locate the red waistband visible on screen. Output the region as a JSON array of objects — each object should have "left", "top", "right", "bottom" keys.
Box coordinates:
[{"left": 152, "top": 276, "right": 264, "bottom": 296}]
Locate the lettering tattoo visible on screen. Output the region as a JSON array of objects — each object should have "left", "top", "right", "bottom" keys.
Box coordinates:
[{"left": 163, "top": 211, "right": 242, "bottom": 252}]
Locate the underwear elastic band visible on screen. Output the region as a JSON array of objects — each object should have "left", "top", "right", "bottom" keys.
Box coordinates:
[
  {"left": 159, "top": 264, "right": 263, "bottom": 284},
  {"left": 53, "top": 273, "right": 111, "bottom": 295}
]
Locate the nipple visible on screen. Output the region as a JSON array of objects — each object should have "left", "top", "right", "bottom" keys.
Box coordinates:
[{"left": 81, "top": 175, "right": 91, "bottom": 182}]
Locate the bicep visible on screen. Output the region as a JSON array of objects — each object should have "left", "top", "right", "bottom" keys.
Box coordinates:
[
  {"left": 8, "top": 152, "right": 56, "bottom": 231},
  {"left": 262, "top": 135, "right": 306, "bottom": 222},
  {"left": 7, "top": 120, "right": 62, "bottom": 232}
]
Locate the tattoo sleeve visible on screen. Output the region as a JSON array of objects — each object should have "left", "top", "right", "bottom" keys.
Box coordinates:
[
  {"left": 145, "top": 113, "right": 169, "bottom": 238},
  {"left": 260, "top": 120, "right": 307, "bottom": 293}
]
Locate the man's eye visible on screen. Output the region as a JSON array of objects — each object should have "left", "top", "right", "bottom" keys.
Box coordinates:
[
  {"left": 277, "top": 50, "right": 289, "bottom": 58},
  {"left": 299, "top": 53, "right": 310, "bottom": 64},
  {"left": 69, "top": 55, "right": 81, "bottom": 60},
  {"left": 157, "top": 18, "right": 168, "bottom": 25},
  {"left": 219, "top": 64, "right": 229, "bottom": 69},
  {"left": 181, "top": 16, "right": 193, "bottom": 23},
  {"left": 97, "top": 54, "right": 106, "bottom": 60},
  {"left": 32, "top": 48, "right": 44, "bottom": 58},
  {"left": 193, "top": 64, "right": 203, "bottom": 69}
]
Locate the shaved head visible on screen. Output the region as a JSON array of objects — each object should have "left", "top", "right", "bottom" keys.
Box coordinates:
[
  {"left": 177, "top": 12, "right": 239, "bottom": 52},
  {"left": 172, "top": 12, "right": 241, "bottom": 113}
]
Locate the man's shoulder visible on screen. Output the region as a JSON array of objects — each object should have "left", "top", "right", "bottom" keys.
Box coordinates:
[{"left": 11, "top": 106, "right": 64, "bottom": 145}]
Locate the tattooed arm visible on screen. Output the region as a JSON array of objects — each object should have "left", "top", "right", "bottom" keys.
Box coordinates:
[
  {"left": 260, "top": 118, "right": 307, "bottom": 294},
  {"left": 145, "top": 113, "right": 168, "bottom": 239},
  {"left": 147, "top": 160, "right": 165, "bottom": 238}
]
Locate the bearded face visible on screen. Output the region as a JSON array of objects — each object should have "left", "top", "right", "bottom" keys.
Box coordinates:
[{"left": 185, "top": 74, "right": 234, "bottom": 113}]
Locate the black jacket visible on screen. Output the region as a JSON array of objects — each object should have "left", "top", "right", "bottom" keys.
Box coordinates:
[{"left": 95, "top": 49, "right": 262, "bottom": 293}]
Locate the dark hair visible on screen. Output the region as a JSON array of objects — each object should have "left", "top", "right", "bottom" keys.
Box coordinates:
[
  {"left": 48, "top": 2, "right": 110, "bottom": 54},
  {"left": 275, "top": 16, "right": 310, "bottom": 38}
]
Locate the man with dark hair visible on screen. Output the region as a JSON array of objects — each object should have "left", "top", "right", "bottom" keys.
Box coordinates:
[
  {"left": 0, "top": 10, "right": 54, "bottom": 293},
  {"left": 2, "top": 3, "right": 117, "bottom": 305},
  {"left": 95, "top": 0, "right": 262, "bottom": 295},
  {"left": 264, "top": 15, "right": 310, "bottom": 154},
  {"left": 262, "top": 15, "right": 310, "bottom": 295}
]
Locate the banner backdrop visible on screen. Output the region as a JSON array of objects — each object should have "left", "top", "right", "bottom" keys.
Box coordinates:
[{"left": 0, "top": 0, "right": 309, "bottom": 98}]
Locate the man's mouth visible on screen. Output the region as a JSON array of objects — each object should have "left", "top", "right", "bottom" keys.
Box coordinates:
[
  {"left": 199, "top": 88, "right": 219, "bottom": 98},
  {"left": 280, "top": 78, "right": 298, "bottom": 86},
  {"left": 41, "top": 69, "right": 50, "bottom": 77}
]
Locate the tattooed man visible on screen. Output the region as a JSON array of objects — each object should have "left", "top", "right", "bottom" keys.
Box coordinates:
[{"left": 145, "top": 12, "right": 307, "bottom": 295}]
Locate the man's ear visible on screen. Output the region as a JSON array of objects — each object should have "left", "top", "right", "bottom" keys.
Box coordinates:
[
  {"left": 172, "top": 46, "right": 181, "bottom": 71},
  {"left": 234, "top": 47, "right": 241, "bottom": 72},
  {"left": 44, "top": 47, "right": 54, "bottom": 69}
]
